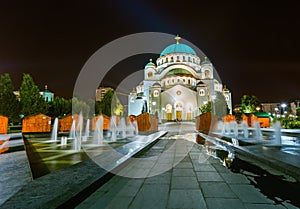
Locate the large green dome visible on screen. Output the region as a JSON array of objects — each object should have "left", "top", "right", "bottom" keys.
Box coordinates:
[{"left": 160, "top": 43, "right": 197, "bottom": 57}]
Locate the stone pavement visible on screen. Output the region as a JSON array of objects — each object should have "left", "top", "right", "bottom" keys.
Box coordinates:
[
  {"left": 77, "top": 134, "right": 297, "bottom": 209},
  {"left": 0, "top": 131, "right": 167, "bottom": 208},
  {"left": 0, "top": 137, "right": 31, "bottom": 205}
]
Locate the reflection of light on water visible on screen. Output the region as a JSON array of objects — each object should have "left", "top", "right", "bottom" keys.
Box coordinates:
[
  {"left": 281, "top": 147, "right": 300, "bottom": 156},
  {"left": 169, "top": 133, "right": 197, "bottom": 142},
  {"left": 280, "top": 136, "right": 300, "bottom": 146}
]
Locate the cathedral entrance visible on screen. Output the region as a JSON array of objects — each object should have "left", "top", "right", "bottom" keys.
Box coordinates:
[
  {"left": 186, "top": 104, "right": 193, "bottom": 120},
  {"left": 176, "top": 111, "right": 182, "bottom": 121},
  {"left": 166, "top": 104, "right": 172, "bottom": 121},
  {"left": 175, "top": 102, "right": 183, "bottom": 121}
]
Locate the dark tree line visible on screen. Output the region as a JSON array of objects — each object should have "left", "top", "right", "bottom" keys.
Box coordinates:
[
  {"left": 0, "top": 73, "right": 123, "bottom": 124},
  {"left": 0, "top": 73, "right": 72, "bottom": 124}
]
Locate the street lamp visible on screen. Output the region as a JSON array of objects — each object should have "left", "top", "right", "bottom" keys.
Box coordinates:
[{"left": 281, "top": 103, "right": 287, "bottom": 115}]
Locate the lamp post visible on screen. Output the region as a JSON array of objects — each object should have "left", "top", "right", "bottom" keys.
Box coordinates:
[{"left": 281, "top": 103, "right": 287, "bottom": 116}]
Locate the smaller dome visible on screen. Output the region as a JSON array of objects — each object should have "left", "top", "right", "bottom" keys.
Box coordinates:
[
  {"left": 160, "top": 44, "right": 196, "bottom": 57},
  {"left": 201, "top": 57, "right": 211, "bottom": 65},
  {"left": 197, "top": 81, "right": 206, "bottom": 86},
  {"left": 152, "top": 82, "right": 161, "bottom": 87},
  {"left": 145, "top": 58, "right": 156, "bottom": 68}
]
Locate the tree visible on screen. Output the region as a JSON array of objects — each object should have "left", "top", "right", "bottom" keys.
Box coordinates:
[
  {"left": 212, "top": 92, "right": 229, "bottom": 118},
  {"left": 241, "top": 95, "right": 261, "bottom": 113},
  {"left": 86, "top": 98, "right": 96, "bottom": 118},
  {"left": 0, "top": 73, "right": 20, "bottom": 123},
  {"left": 199, "top": 102, "right": 212, "bottom": 114},
  {"left": 19, "top": 73, "right": 48, "bottom": 116},
  {"left": 72, "top": 97, "right": 90, "bottom": 118},
  {"left": 296, "top": 108, "right": 300, "bottom": 117},
  {"left": 48, "top": 96, "right": 72, "bottom": 118},
  {"left": 98, "top": 89, "right": 123, "bottom": 117}
]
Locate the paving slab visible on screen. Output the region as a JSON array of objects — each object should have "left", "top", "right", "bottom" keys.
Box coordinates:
[
  {"left": 0, "top": 141, "right": 31, "bottom": 205},
  {"left": 220, "top": 172, "right": 250, "bottom": 184},
  {"left": 167, "top": 189, "right": 207, "bottom": 209},
  {"left": 230, "top": 184, "right": 274, "bottom": 204},
  {"left": 173, "top": 168, "right": 196, "bottom": 177},
  {"left": 200, "top": 182, "right": 237, "bottom": 198},
  {"left": 244, "top": 203, "right": 286, "bottom": 209},
  {"left": 205, "top": 198, "right": 246, "bottom": 209},
  {"left": 196, "top": 171, "right": 224, "bottom": 182},
  {"left": 171, "top": 176, "right": 199, "bottom": 189},
  {"left": 128, "top": 184, "right": 169, "bottom": 209}
]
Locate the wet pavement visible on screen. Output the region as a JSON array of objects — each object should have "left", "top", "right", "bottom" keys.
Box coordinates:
[
  {"left": 77, "top": 132, "right": 299, "bottom": 209},
  {"left": 0, "top": 136, "right": 31, "bottom": 205},
  {"left": 1, "top": 124, "right": 300, "bottom": 208}
]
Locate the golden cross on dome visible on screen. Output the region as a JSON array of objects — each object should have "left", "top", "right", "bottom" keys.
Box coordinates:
[
  {"left": 175, "top": 35, "right": 181, "bottom": 44},
  {"left": 149, "top": 58, "right": 152, "bottom": 62}
]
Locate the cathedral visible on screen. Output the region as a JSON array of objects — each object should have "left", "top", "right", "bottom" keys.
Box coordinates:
[{"left": 128, "top": 36, "right": 232, "bottom": 121}]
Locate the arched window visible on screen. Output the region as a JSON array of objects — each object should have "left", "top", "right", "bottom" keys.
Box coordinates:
[
  {"left": 199, "top": 89, "right": 205, "bottom": 96},
  {"left": 205, "top": 70, "right": 210, "bottom": 78},
  {"left": 148, "top": 71, "right": 153, "bottom": 78},
  {"left": 153, "top": 90, "right": 159, "bottom": 97},
  {"left": 166, "top": 104, "right": 172, "bottom": 113}
]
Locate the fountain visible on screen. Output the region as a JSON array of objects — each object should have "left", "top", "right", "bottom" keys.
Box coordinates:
[
  {"left": 83, "top": 119, "right": 90, "bottom": 142},
  {"left": 110, "top": 115, "right": 117, "bottom": 142},
  {"left": 61, "top": 136, "right": 67, "bottom": 146},
  {"left": 231, "top": 121, "right": 238, "bottom": 138},
  {"left": 69, "top": 120, "right": 76, "bottom": 139},
  {"left": 94, "top": 116, "right": 104, "bottom": 145},
  {"left": 220, "top": 121, "right": 225, "bottom": 135},
  {"left": 51, "top": 118, "right": 58, "bottom": 142},
  {"left": 74, "top": 113, "right": 83, "bottom": 151},
  {"left": 273, "top": 121, "right": 282, "bottom": 145},
  {"left": 127, "top": 121, "right": 135, "bottom": 136},
  {"left": 119, "top": 117, "right": 127, "bottom": 138},
  {"left": 241, "top": 121, "right": 249, "bottom": 138},
  {"left": 254, "top": 121, "right": 263, "bottom": 141},
  {"left": 223, "top": 122, "right": 231, "bottom": 135},
  {"left": 132, "top": 120, "right": 139, "bottom": 135}
]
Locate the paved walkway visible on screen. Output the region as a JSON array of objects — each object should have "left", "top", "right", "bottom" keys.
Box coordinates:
[
  {"left": 1, "top": 127, "right": 299, "bottom": 208},
  {"left": 0, "top": 138, "right": 31, "bottom": 205},
  {"left": 77, "top": 133, "right": 297, "bottom": 209}
]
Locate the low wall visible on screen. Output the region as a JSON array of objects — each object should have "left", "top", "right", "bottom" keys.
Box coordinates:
[
  {"left": 0, "top": 115, "right": 8, "bottom": 134},
  {"left": 22, "top": 114, "right": 51, "bottom": 133},
  {"left": 195, "top": 112, "right": 218, "bottom": 132},
  {"left": 59, "top": 114, "right": 79, "bottom": 132},
  {"left": 91, "top": 114, "right": 110, "bottom": 130},
  {"left": 136, "top": 112, "right": 158, "bottom": 132}
]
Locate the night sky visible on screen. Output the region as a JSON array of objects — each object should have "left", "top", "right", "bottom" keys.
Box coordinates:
[{"left": 0, "top": 0, "right": 299, "bottom": 105}]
